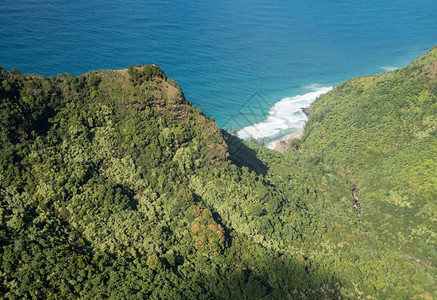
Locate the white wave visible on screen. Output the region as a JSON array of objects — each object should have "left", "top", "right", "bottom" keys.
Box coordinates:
[
  {"left": 381, "top": 66, "right": 399, "bottom": 72},
  {"left": 266, "top": 141, "right": 276, "bottom": 149},
  {"left": 237, "top": 86, "right": 333, "bottom": 140},
  {"left": 302, "top": 83, "right": 325, "bottom": 90},
  {"left": 266, "top": 141, "right": 278, "bottom": 149}
]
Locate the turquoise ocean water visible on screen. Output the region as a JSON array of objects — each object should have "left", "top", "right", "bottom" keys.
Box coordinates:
[{"left": 1, "top": 0, "right": 436, "bottom": 142}]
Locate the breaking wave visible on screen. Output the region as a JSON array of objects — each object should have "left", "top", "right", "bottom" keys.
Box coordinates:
[{"left": 237, "top": 85, "right": 333, "bottom": 141}]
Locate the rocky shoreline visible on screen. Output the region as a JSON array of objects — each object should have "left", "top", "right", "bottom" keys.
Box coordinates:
[
  {"left": 268, "top": 131, "right": 303, "bottom": 153},
  {"left": 301, "top": 106, "right": 312, "bottom": 117},
  {"left": 267, "top": 106, "right": 310, "bottom": 153}
]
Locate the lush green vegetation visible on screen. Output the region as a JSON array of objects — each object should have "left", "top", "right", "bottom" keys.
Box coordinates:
[
  {"left": 0, "top": 48, "right": 436, "bottom": 299},
  {"left": 302, "top": 46, "right": 437, "bottom": 268}
]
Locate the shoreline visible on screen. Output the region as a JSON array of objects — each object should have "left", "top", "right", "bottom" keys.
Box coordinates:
[{"left": 267, "top": 131, "right": 303, "bottom": 153}]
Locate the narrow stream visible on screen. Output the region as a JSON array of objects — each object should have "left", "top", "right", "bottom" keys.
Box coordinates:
[{"left": 352, "top": 185, "right": 362, "bottom": 223}]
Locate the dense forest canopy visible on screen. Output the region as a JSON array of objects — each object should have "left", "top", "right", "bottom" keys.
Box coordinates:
[
  {"left": 302, "top": 47, "right": 437, "bottom": 265},
  {"left": 0, "top": 48, "right": 436, "bottom": 299}
]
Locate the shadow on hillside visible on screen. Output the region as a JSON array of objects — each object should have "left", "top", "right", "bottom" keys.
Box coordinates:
[
  {"left": 194, "top": 240, "right": 343, "bottom": 299},
  {"left": 192, "top": 192, "right": 233, "bottom": 249},
  {"left": 222, "top": 130, "right": 268, "bottom": 176}
]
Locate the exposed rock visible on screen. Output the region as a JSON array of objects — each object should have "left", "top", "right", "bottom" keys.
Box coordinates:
[
  {"left": 272, "top": 132, "right": 303, "bottom": 153},
  {"left": 301, "top": 106, "right": 312, "bottom": 117}
]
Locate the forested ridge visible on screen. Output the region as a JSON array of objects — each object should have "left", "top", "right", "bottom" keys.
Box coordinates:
[
  {"left": 0, "top": 48, "right": 436, "bottom": 299},
  {"left": 302, "top": 46, "right": 437, "bottom": 268}
]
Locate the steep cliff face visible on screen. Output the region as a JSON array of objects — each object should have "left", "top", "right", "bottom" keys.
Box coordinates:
[{"left": 302, "top": 46, "right": 437, "bottom": 265}]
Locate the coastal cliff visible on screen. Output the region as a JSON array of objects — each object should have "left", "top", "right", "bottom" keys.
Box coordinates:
[{"left": 1, "top": 47, "right": 436, "bottom": 299}]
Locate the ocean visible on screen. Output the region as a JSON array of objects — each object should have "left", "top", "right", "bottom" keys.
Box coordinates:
[{"left": 1, "top": 0, "right": 436, "bottom": 142}]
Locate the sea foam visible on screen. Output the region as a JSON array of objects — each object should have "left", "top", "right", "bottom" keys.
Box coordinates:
[
  {"left": 381, "top": 66, "right": 399, "bottom": 72},
  {"left": 237, "top": 85, "right": 332, "bottom": 141}
]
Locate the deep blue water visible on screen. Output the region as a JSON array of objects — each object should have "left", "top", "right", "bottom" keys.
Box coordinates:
[{"left": 1, "top": 0, "right": 436, "bottom": 141}]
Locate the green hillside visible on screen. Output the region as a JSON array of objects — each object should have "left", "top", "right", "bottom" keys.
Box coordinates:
[
  {"left": 0, "top": 48, "right": 436, "bottom": 299},
  {"left": 302, "top": 46, "right": 437, "bottom": 266}
]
